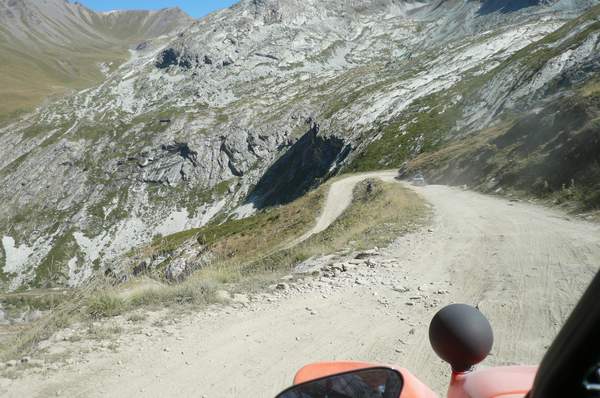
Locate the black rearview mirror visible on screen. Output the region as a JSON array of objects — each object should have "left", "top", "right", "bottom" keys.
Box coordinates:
[{"left": 275, "top": 367, "right": 404, "bottom": 398}]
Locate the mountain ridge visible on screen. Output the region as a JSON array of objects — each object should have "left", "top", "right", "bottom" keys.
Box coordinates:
[{"left": 0, "top": 0, "right": 193, "bottom": 116}]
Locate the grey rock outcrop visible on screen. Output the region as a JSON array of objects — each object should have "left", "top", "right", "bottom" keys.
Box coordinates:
[
  {"left": 165, "top": 258, "right": 189, "bottom": 282},
  {"left": 138, "top": 142, "right": 199, "bottom": 185}
]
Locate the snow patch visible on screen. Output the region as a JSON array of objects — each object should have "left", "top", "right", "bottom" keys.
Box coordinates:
[
  {"left": 74, "top": 232, "right": 109, "bottom": 264},
  {"left": 156, "top": 209, "right": 191, "bottom": 237},
  {"left": 1, "top": 235, "right": 53, "bottom": 290},
  {"left": 1, "top": 236, "right": 33, "bottom": 274}
]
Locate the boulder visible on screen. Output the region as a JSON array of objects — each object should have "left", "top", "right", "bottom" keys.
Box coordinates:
[
  {"left": 486, "top": 178, "right": 499, "bottom": 190},
  {"left": 215, "top": 290, "right": 231, "bottom": 301},
  {"left": 294, "top": 255, "right": 335, "bottom": 274},
  {"left": 24, "top": 310, "right": 44, "bottom": 323},
  {"left": 330, "top": 264, "right": 344, "bottom": 272},
  {"left": 165, "top": 258, "right": 188, "bottom": 282},
  {"left": 133, "top": 257, "right": 152, "bottom": 276},
  {"left": 354, "top": 249, "right": 378, "bottom": 259},
  {"left": 138, "top": 142, "right": 199, "bottom": 186},
  {"left": 392, "top": 285, "right": 410, "bottom": 293},
  {"left": 341, "top": 263, "right": 358, "bottom": 272},
  {"left": 232, "top": 294, "right": 250, "bottom": 304}
]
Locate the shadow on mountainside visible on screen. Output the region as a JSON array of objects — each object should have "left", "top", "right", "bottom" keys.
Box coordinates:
[
  {"left": 477, "top": 0, "right": 541, "bottom": 15},
  {"left": 248, "top": 122, "right": 351, "bottom": 209}
]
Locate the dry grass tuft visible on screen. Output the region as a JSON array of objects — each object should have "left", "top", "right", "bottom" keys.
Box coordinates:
[{"left": 87, "top": 293, "right": 126, "bottom": 319}]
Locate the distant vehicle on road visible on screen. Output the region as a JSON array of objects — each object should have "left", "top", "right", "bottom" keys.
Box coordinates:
[{"left": 410, "top": 172, "right": 426, "bottom": 186}]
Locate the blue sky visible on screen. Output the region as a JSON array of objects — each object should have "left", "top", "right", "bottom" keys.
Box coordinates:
[{"left": 79, "top": 1, "right": 239, "bottom": 18}]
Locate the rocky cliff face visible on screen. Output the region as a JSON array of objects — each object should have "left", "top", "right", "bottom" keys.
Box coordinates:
[{"left": 0, "top": 0, "right": 599, "bottom": 290}]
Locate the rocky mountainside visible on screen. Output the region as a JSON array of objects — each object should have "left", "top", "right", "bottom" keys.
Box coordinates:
[
  {"left": 0, "top": 0, "right": 192, "bottom": 116},
  {"left": 1, "top": 0, "right": 599, "bottom": 290}
]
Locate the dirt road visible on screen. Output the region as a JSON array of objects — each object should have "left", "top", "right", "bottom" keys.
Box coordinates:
[
  {"left": 2, "top": 179, "right": 599, "bottom": 398},
  {"left": 288, "top": 171, "right": 398, "bottom": 247}
]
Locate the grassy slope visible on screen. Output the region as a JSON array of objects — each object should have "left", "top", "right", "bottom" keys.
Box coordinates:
[
  {"left": 348, "top": 92, "right": 462, "bottom": 172},
  {"left": 402, "top": 84, "right": 600, "bottom": 211},
  {"left": 0, "top": 44, "right": 127, "bottom": 117},
  {"left": 0, "top": 19, "right": 128, "bottom": 117},
  {"left": 0, "top": 6, "right": 188, "bottom": 118}
]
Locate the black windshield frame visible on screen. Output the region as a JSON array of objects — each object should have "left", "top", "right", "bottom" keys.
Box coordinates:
[{"left": 530, "top": 271, "right": 600, "bottom": 398}]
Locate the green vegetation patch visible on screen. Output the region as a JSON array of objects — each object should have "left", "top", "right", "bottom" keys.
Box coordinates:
[
  {"left": 402, "top": 92, "right": 600, "bottom": 211},
  {"left": 0, "top": 239, "right": 7, "bottom": 284},
  {"left": 148, "top": 183, "right": 326, "bottom": 258},
  {"left": 87, "top": 293, "right": 127, "bottom": 319},
  {"left": 33, "top": 231, "right": 77, "bottom": 288},
  {"left": 127, "top": 280, "right": 216, "bottom": 308},
  {"left": 350, "top": 93, "right": 463, "bottom": 171},
  {"left": 20, "top": 123, "right": 55, "bottom": 140},
  {"left": 86, "top": 185, "right": 131, "bottom": 229},
  {"left": 234, "top": 179, "right": 429, "bottom": 281},
  {"left": 0, "top": 109, "right": 27, "bottom": 129}
]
